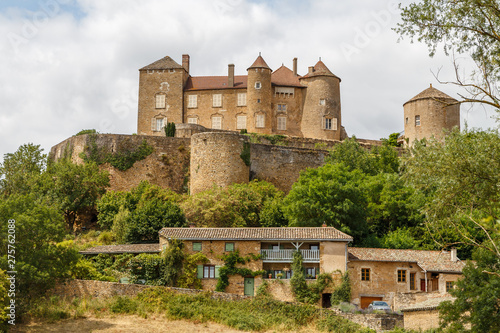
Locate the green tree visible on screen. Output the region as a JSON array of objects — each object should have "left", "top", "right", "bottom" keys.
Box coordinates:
[
  {"left": 0, "top": 143, "right": 46, "bottom": 196},
  {"left": 162, "top": 239, "right": 185, "bottom": 287},
  {"left": 164, "top": 122, "right": 176, "bottom": 137},
  {"left": 283, "top": 163, "right": 369, "bottom": 241},
  {"left": 396, "top": 0, "right": 500, "bottom": 111}
]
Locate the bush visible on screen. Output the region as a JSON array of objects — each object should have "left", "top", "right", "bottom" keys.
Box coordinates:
[
  {"left": 97, "top": 231, "right": 115, "bottom": 245},
  {"left": 127, "top": 254, "right": 164, "bottom": 285}
]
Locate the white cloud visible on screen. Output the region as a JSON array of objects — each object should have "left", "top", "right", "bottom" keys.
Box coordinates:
[{"left": 0, "top": 0, "right": 496, "bottom": 163}]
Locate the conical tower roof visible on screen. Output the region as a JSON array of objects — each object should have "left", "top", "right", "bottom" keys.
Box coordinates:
[
  {"left": 247, "top": 55, "right": 271, "bottom": 70},
  {"left": 140, "top": 56, "right": 184, "bottom": 70},
  {"left": 404, "top": 84, "right": 457, "bottom": 105},
  {"left": 301, "top": 60, "right": 341, "bottom": 81}
]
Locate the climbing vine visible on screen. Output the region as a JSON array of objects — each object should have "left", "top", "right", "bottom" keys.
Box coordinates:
[
  {"left": 80, "top": 134, "right": 154, "bottom": 171},
  {"left": 240, "top": 142, "right": 251, "bottom": 166},
  {"left": 177, "top": 252, "right": 209, "bottom": 289},
  {"left": 331, "top": 271, "right": 351, "bottom": 305},
  {"left": 162, "top": 239, "right": 185, "bottom": 287},
  {"left": 290, "top": 250, "right": 332, "bottom": 304},
  {"left": 215, "top": 251, "right": 265, "bottom": 292}
]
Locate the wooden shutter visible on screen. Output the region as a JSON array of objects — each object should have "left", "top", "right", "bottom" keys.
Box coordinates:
[
  {"left": 151, "top": 118, "right": 156, "bottom": 131},
  {"left": 215, "top": 266, "right": 220, "bottom": 279},
  {"left": 197, "top": 265, "right": 204, "bottom": 279}
]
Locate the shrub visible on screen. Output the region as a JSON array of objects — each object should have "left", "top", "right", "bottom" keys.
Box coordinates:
[
  {"left": 127, "top": 254, "right": 164, "bottom": 285},
  {"left": 331, "top": 271, "right": 351, "bottom": 305},
  {"left": 97, "top": 231, "right": 115, "bottom": 245}
]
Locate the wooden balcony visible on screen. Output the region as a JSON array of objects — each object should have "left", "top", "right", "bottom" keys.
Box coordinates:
[{"left": 260, "top": 249, "right": 320, "bottom": 263}]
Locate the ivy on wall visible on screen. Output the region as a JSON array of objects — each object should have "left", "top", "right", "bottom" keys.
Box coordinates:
[
  {"left": 215, "top": 251, "right": 265, "bottom": 292},
  {"left": 240, "top": 142, "right": 251, "bottom": 167},
  {"left": 80, "top": 134, "right": 154, "bottom": 171}
]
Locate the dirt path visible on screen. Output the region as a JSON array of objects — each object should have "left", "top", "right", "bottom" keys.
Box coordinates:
[{"left": 11, "top": 315, "right": 250, "bottom": 333}]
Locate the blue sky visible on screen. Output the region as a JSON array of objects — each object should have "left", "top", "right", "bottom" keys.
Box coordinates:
[{"left": 0, "top": 0, "right": 497, "bottom": 162}]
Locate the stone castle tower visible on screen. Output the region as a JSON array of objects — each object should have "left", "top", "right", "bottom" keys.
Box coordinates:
[
  {"left": 403, "top": 84, "right": 460, "bottom": 146},
  {"left": 136, "top": 54, "right": 347, "bottom": 140}
]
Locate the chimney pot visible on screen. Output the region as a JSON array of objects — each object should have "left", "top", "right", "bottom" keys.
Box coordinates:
[
  {"left": 182, "top": 54, "right": 190, "bottom": 74},
  {"left": 228, "top": 64, "right": 235, "bottom": 88},
  {"left": 308, "top": 66, "right": 314, "bottom": 74}
]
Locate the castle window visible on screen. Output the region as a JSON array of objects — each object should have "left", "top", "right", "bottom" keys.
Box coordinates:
[
  {"left": 275, "top": 87, "right": 294, "bottom": 97},
  {"left": 319, "top": 99, "right": 326, "bottom": 105},
  {"left": 212, "top": 116, "right": 222, "bottom": 129},
  {"left": 188, "top": 117, "right": 198, "bottom": 124},
  {"left": 257, "top": 99, "right": 261, "bottom": 103},
  {"left": 255, "top": 82, "right": 261, "bottom": 89},
  {"left": 236, "top": 116, "right": 247, "bottom": 130},
  {"left": 405, "top": 117, "right": 409, "bottom": 125},
  {"left": 324, "top": 117, "right": 338, "bottom": 130},
  {"left": 277, "top": 104, "right": 287, "bottom": 112},
  {"left": 188, "top": 95, "right": 197, "bottom": 108},
  {"left": 277, "top": 116, "right": 287, "bottom": 130},
  {"left": 155, "top": 94, "right": 166, "bottom": 109},
  {"left": 151, "top": 117, "right": 165, "bottom": 132},
  {"left": 398, "top": 270, "right": 407, "bottom": 283},
  {"left": 213, "top": 94, "right": 222, "bottom": 107},
  {"left": 237, "top": 93, "right": 247, "bottom": 106},
  {"left": 256, "top": 114, "right": 265, "bottom": 128},
  {"left": 324, "top": 118, "right": 332, "bottom": 130},
  {"left": 415, "top": 115, "right": 421, "bottom": 126},
  {"left": 361, "top": 268, "right": 370, "bottom": 281}
]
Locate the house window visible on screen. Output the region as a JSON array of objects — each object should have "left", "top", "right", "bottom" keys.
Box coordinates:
[
  {"left": 255, "top": 114, "right": 265, "bottom": 128},
  {"left": 415, "top": 115, "right": 421, "bottom": 126},
  {"left": 187, "top": 117, "right": 198, "bottom": 124},
  {"left": 277, "top": 104, "right": 287, "bottom": 112},
  {"left": 255, "top": 82, "right": 261, "bottom": 89},
  {"left": 213, "top": 94, "right": 222, "bottom": 107},
  {"left": 361, "top": 268, "right": 370, "bottom": 281},
  {"left": 446, "top": 281, "right": 454, "bottom": 292},
  {"left": 410, "top": 273, "right": 416, "bottom": 290},
  {"left": 155, "top": 94, "right": 166, "bottom": 108},
  {"left": 319, "top": 99, "right": 326, "bottom": 105},
  {"left": 193, "top": 242, "right": 202, "bottom": 252},
  {"left": 212, "top": 116, "right": 222, "bottom": 129},
  {"left": 310, "top": 245, "right": 319, "bottom": 251},
  {"left": 398, "top": 270, "right": 407, "bottom": 282},
  {"left": 225, "top": 242, "right": 234, "bottom": 252},
  {"left": 277, "top": 116, "right": 286, "bottom": 130},
  {"left": 236, "top": 116, "right": 247, "bottom": 130},
  {"left": 152, "top": 117, "right": 165, "bottom": 132},
  {"left": 324, "top": 118, "right": 332, "bottom": 130},
  {"left": 204, "top": 265, "right": 215, "bottom": 279},
  {"left": 237, "top": 93, "right": 247, "bottom": 106},
  {"left": 188, "top": 95, "right": 197, "bottom": 108},
  {"left": 305, "top": 267, "right": 316, "bottom": 279}
]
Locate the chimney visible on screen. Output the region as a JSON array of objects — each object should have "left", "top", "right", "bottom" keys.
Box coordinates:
[
  {"left": 308, "top": 66, "right": 314, "bottom": 74},
  {"left": 450, "top": 248, "right": 457, "bottom": 262},
  {"left": 182, "top": 54, "right": 190, "bottom": 74},
  {"left": 228, "top": 64, "right": 235, "bottom": 88},
  {"left": 293, "top": 57, "right": 298, "bottom": 76}
]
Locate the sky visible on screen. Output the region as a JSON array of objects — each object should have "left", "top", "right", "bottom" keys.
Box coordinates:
[{"left": 0, "top": 0, "right": 497, "bottom": 162}]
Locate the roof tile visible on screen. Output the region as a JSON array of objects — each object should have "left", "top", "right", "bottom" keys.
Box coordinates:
[
  {"left": 79, "top": 244, "right": 160, "bottom": 255},
  {"left": 404, "top": 85, "right": 457, "bottom": 105},
  {"left": 184, "top": 75, "right": 247, "bottom": 90},
  {"left": 140, "top": 56, "right": 184, "bottom": 70},
  {"left": 271, "top": 65, "right": 303, "bottom": 87}
]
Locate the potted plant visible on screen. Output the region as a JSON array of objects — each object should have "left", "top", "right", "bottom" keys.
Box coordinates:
[
  {"left": 276, "top": 273, "right": 283, "bottom": 279},
  {"left": 268, "top": 273, "right": 272, "bottom": 279}
]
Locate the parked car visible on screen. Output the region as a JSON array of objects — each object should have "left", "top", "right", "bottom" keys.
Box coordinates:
[{"left": 368, "top": 301, "right": 391, "bottom": 311}]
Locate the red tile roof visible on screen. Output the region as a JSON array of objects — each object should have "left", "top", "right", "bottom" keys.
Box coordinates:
[
  {"left": 348, "top": 247, "right": 465, "bottom": 273},
  {"left": 159, "top": 227, "right": 353, "bottom": 241},
  {"left": 79, "top": 244, "right": 160, "bottom": 255},
  {"left": 248, "top": 55, "right": 271, "bottom": 70},
  {"left": 301, "top": 60, "right": 341, "bottom": 81},
  {"left": 184, "top": 75, "right": 247, "bottom": 91},
  {"left": 404, "top": 84, "right": 457, "bottom": 105},
  {"left": 140, "top": 56, "right": 184, "bottom": 70},
  {"left": 271, "top": 65, "right": 303, "bottom": 87}
]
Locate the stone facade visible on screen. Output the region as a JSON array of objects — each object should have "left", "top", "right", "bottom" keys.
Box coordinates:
[
  {"left": 402, "top": 309, "right": 440, "bottom": 331},
  {"left": 137, "top": 54, "right": 346, "bottom": 141}
]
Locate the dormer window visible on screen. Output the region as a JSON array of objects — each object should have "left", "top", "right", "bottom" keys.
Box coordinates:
[{"left": 255, "top": 82, "right": 261, "bottom": 89}]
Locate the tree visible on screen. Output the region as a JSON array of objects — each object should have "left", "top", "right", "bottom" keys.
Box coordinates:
[
  {"left": 0, "top": 143, "right": 46, "bottom": 196},
  {"left": 396, "top": 0, "right": 500, "bottom": 111},
  {"left": 283, "top": 163, "right": 369, "bottom": 241}
]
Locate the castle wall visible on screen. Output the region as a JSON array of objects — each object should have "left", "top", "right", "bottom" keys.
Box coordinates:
[
  {"left": 183, "top": 88, "right": 248, "bottom": 130},
  {"left": 270, "top": 87, "right": 305, "bottom": 137},
  {"left": 190, "top": 132, "right": 250, "bottom": 195},
  {"left": 50, "top": 134, "right": 190, "bottom": 193},
  {"left": 250, "top": 143, "right": 328, "bottom": 193},
  {"left": 137, "top": 69, "right": 185, "bottom": 136}
]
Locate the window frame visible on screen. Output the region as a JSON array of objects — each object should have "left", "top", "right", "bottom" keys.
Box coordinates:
[
  {"left": 398, "top": 270, "right": 407, "bottom": 283},
  {"left": 324, "top": 118, "right": 332, "bottom": 130},
  {"left": 277, "top": 116, "right": 287, "bottom": 131},
  {"left": 187, "top": 117, "right": 198, "bottom": 124},
  {"left": 415, "top": 115, "right": 421, "bottom": 126},
  {"left": 446, "top": 281, "right": 454, "bottom": 292},
  {"left": 193, "top": 242, "right": 202, "bottom": 252},
  {"left": 237, "top": 93, "right": 247, "bottom": 106},
  {"left": 212, "top": 94, "right": 222, "bottom": 108},
  {"left": 211, "top": 116, "right": 222, "bottom": 129},
  {"left": 277, "top": 104, "right": 287, "bottom": 112},
  {"left": 236, "top": 115, "right": 247, "bottom": 130},
  {"left": 155, "top": 94, "right": 166, "bottom": 109},
  {"left": 225, "top": 242, "right": 235, "bottom": 252},
  {"left": 410, "top": 272, "right": 416, "bottom": 290},
  {"left": 255, "top": 82, "right": 261, "bottom": 89},
  {"left": 255, "top": 114, "right": 265, "bottom": 128},
  {"left": 155, "top": 118, "right": 164, "bottom": 132},
  {"left": 203, "top": 265, "right": 215, "bottom": 279},
  {"left": 319, "top": 99, "right": 326, "bottom": 106},
  {"left": 188, "top": 95, "right": 198, "bottom": 108},
  {"left": 361, "top": 268, "right": 370, "bottom": 281}
]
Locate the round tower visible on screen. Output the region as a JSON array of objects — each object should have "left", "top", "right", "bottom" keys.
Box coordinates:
[
  {"left": 190, "top": 132, "right": 250, "bottom": 195},
  {"left": 299, "top": 60, "right": 342, "bottom": 140},
  {"left": 246, "top": 55, "right": 273, "bottom": 134},
  {"left": 403, "top": 84, "right": 460, "bottom": 146}
]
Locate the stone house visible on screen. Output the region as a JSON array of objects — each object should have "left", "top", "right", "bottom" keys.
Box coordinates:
[
  {"left": 137, "top": 54, "right": 348, "bottom": 141},
  {"left": 348, "top": 247, "right": 464, "bottom": 310}
]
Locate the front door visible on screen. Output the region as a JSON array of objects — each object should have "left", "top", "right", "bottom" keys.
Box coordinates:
[
  {"left": 421, "top": 279, "right": 427, "bottom": 292},
  {"left": 244, "top": 277, "right": 254, "bottom": 296}
]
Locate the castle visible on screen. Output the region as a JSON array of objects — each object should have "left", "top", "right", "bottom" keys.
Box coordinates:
[{"left": 137, "top": 53, "right": 460, "bottom": 146}]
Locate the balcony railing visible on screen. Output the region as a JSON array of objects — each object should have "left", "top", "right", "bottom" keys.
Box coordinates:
[{"left": 260, "top": 249, "right": 320, "bottom": 262}]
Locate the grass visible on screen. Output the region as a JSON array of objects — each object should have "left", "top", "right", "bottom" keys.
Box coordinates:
[{"left": 24, "top": 289, "right": 376, "bottom": 332}]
